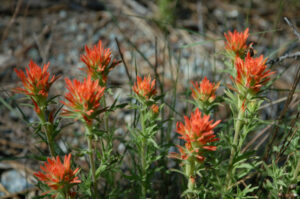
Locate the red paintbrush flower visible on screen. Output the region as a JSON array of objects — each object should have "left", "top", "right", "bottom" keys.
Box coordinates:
[
  {"left": 61, "top": 75, "right": 105, "bottom": 125},
  {"left": 133, "top": 75, "right": 157, "bottom": 100},
  {"left": 34, "top": 154, "right": 80, "bottom": 198},
  {"left": 173, "top": 109, "right": 220, "bottom": 162},
  {"left": 80, "top": 40, "right": 120, "bottom": 85},
  {"left": 191, "top": 77, "right": 220, "bottom": 103},
  {"left": 13, "top": 60, "right": 59, "bottom": 113},
  {"left": 224, "top": 28, "right": 249, "bottom": 57},
  {"left": 151, "top": 104, "right": 159, "bottom": 114},
  {"left": 234, "top": 52, "right": 274, "bottom": 94}
]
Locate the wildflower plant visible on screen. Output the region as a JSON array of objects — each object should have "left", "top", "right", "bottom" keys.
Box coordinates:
[
  {"left": 14, "top": 60, "right": 60, "bottom": 156},
  {"left": 170, "top": 109, "right": 220, "bottom": 198},
  {"left": 60, "top": 75, "right": 106, "bottom": 197},
  {"left": 223, "top": 29, "right": 275, "bottom": 196},
  {"left": 128, "top": 75, "right": 162, "bottom": 198},
  {"left": 79, "top": 40, "right": 124, "bottom": 197}
]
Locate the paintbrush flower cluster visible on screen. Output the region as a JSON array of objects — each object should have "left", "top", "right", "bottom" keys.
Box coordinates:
[
  {"left": 191, "top": 77, "right": 219, "bottom": 103},
  {"left": 61, "top": 75, "right": 105, "bottom": 125},
  {"left": 34, "top": 154, "right": 80, "bottom": 198},
  {"left": 14, "top": 61, "right": 59, "bottom": 115},
  {"left": 133, "top": 75, "right": 157, "bottom": 100},
  {"left": 81, "top": 40, "right": 121, "bottom": 85},
  {"left": 234, "top": 53, "right": 274, "bottom": 95},
  {"left": 224, "top": 28, "right": 249, "bottom": 58},
  {"left": 173, "top": 108, "right": 220, "bottom": 162},
  {"left": 191, "top": 77, "right": 220, "bottom": 113}
]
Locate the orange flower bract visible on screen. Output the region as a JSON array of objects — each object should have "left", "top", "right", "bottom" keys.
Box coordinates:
[
  {"left": 133, "top": 75, "right": 157, "bottom": 100},
  {"left": 151, "top": 104, "right": 159, "bottom": 114},
  {"left": 224, "top": 28, "right": 249, "bottom": 57},
  {"left": 80, "top": 40, "right": 120, "bottom": 85},
  {"left": 173, "top": 109, "right": 220, "bottom": 162},
  {"left": 14, "top": 60, "right": 59, "bottom": 98},
  {"left": 191, "top": 77, "right": 220, "bottom": 103},
  {"left": 14, "top": 60, "right": 59, "bottom": 111},
  {"left": 234, "top": 52, "right": 274, "bottom": 94},
  {"left": 61, "top": 75, "right": 105, "bottom": 124},
  {"left": 34, "top": 154, "right": 80, "bottom": 197}
]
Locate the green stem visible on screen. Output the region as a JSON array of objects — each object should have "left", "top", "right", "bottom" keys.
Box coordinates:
[
  {"left": 186, "top": 157, "right": 196, "bottom": 199},
  {"left": 202, "top": 104, "right": 210, "bottom": 116},
  {"left": 141, "top": 141, "right": 146, "bottom": 199},
  {"left": 293, "top": 154, "right": 300, "bottom": 181},
  {"left": 61, "top": 186, "right": 71, "bottom": 199},
  {"left": 38, "top": 107, "right": 55, "bottom": 157},
  {"left": 226, "top": 97, "right": 244, "bottom": 189},
  {"left": 103, "top": 96, "right": 109, "bottom": 132},
  {"left": 140, "top": 109, "right": 147, "bottom": 199},
  {"left": 86, "top": 126, "right": 98, "bottom": 197}
]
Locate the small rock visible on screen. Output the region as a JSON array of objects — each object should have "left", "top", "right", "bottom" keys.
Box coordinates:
[
  {"left": 69, "top": 22, "right": 77, "bottom": 32},
  {"left": 124, "top": 114, "right": 133, "bottom": 125},
  {"left": 0, "top": 54, "right": 10, "bottom": 67},
  {"left": 213, "top": 9, "right": 223, "bottom": 18},
  {"left": 167, "top": 159, "right": 177, "bottom": 168},
  {"left": 76, "top": 35, "right": 85, "bottom": 43},
  {"left": 9, "top": 110, "right": 19, "bottom": 121},
  {"left": 58, "top": 140, "right": 67, "bottom": 153},
  {"left": 57, "top": 53, "right": 65, "bottom": 63},
  {"left": 78, "top": 22, "right": 86, "bottom": 30},
  {"left": 227, "top": 10, "right": 239, "bottom": 18},
  {"left": 59, "top": 10, "right": 67, "bottom": 19},
  {"left": 1, "top": 170, "right": 33, "bottom": 194},
  {"left": 28, "top": 48, "right": 39, "bottom": 60},
  {"left": 118, "top": 143, "right": 125, "bottom": 154},
  {"left": 115, "top": 128, "right": 124, "bottom": 136}
]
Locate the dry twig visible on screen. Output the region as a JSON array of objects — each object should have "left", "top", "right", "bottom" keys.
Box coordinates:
[
  {"left": 284, "top": 17, "right": 300, "bottom": 41},
  {"left": 241, "top": 124, "right": 273, "bottom": 153},
  {"left": 264, "top": 65, "right": 300, "bottom": 160},
  {"left": 115, "top": 37, "right": 132, "bottom": 84},
  {"left": 0, "top": 0, "right": 23, "bottom": 44},
  {"left": 266, "top": 51, "right": 300, "bottom": 66}
]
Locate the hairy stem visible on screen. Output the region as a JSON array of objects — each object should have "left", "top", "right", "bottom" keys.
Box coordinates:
[
  {"left": 186, "top": 157, "right": 196, "bottom": 199},
  {"left": 293, "top": 155, "right": 300, "bottom": 181},
  {"left": 140, "top": 110, "right": 147, "bottom": 199},
  {"left": 38, "top": 107, "right": 55, "bottom": 157},
  {"left": 103, "top": 96, "right": 109, "bottom": 133},
  {"left": 86, "top": 126, "right": 98, "bottom": 197},
  {"left": 226, "top": 97, "right": 244, "bottom": 189}
]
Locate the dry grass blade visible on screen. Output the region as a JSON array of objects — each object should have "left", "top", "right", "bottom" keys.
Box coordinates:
[
  {"left": 264, "top": 65, "right": 300, "bottom": 160},
  {"left": 115, "top": 37, "right": 132, "bottom": 84},
  {"left": 276, "top": 112, "right": 300, "bottom": 162},
  {"left": 284, "top": 17, "right": 300, "bottom": 41},
  {"left": 0, "top": 0, "right": 23, "bottom": 44},
  {"left": 266, "top": 17, "right": 300, "bottom": 66},
  {"left": 242, "top": 124, "right": 273, "bottom": 153},
  {"left": 0, "top": 183, "right": 10, "bottom": 196},
  {"left": 0, "top": 187, "right": 38, "bottom": 199},
  {"left": 266, "top": 51, "right": 300, "bottom": 66},
  {"left": 259, "top": 97, "right": 288, "bottom": 110}
]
